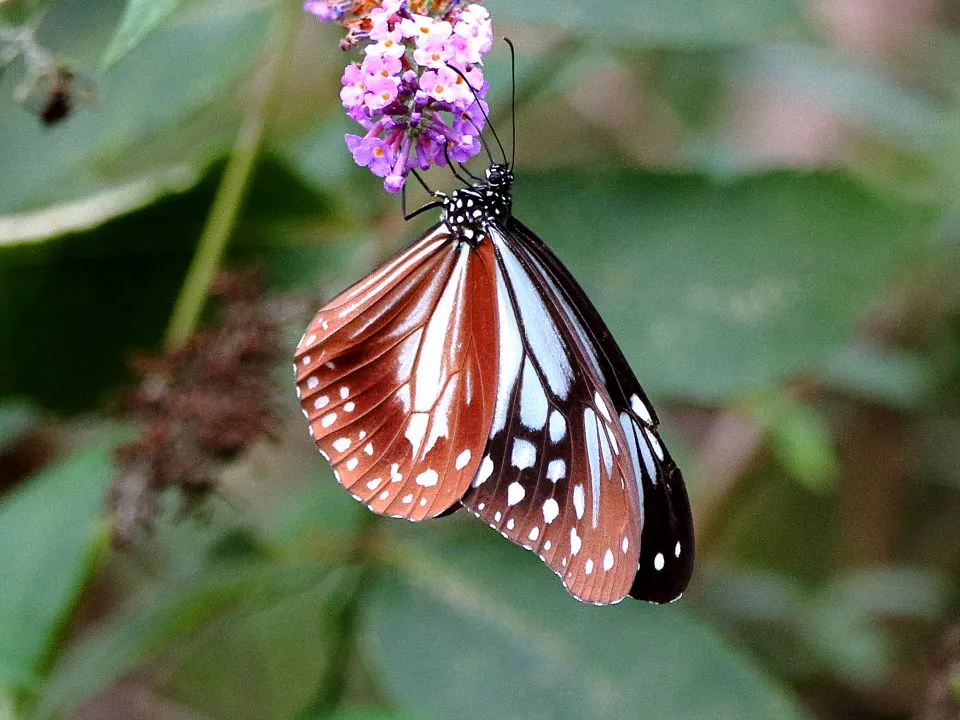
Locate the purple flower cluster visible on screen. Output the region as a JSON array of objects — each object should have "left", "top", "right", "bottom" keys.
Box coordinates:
[{"left": 304, "top": 0, "right": 493, "bottom": 192}]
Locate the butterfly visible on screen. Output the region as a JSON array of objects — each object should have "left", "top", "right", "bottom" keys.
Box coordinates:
[{"left": 293, "top": 160, "right": 694, "bottom": 605}]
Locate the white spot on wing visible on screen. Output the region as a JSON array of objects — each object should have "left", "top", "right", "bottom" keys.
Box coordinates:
[
  {"left": 405, "top": 413, "right": 429, "bottom": 456},
  {"left": 654, "top": 552, "right": 665, "bottom": 571},
  {"left": 507, "top": 482, "right": 525, "bottom": 507},
  {"left": 415, "top": 469, "right": 438, "bottom": 487},
  {"left": 549, "top": 410, "right": 566, "bottom": 443},
  {"left": 321, "top": 413, "right": 337, "bottom": 428},
  {"left": 473, "top": 456, "right": 494, "bottom": 487},
  {"left": 455, "top": 448, "right": 471, "bottom": 470},
  {"left": 631, "top": 393, "right": 653, "bottom": 424},
  {"left": 584, "top": 408, "right": 602, "bottom": 526},
  {"left": 675, "top": 541, "right": 681, "bottom": 557},
  {"left": 594, "top": 391, "right": 612, "bottom": 422},
  {"left": 570, "top": 527, "right": 582, "bottom": 555},
  {"left": 585, "top": 559, "right": 594, "bottom": 575},
  {"left": 519, "top": 359, "right": 548, "bottom": 430},
  {"left": 573, "top": 484, "right": 585, "bottom": 520},
  {"left": 307, "top": 376, "right": 319, "bottom": 389},
  {"left": 332, "top": 438, "right": 351, "bottom": 453},
  {"left": 645, "top": 427, "right": 665, "bottom": 461},
  {"left": 543, "top": 498, "right": 560, "bottom": 523},
  {"left": 546, "top": 459, "right": 565, "bottom": 482},
  {"left": 603, "top": 548, "right": 614, "bottom": 571},
  {"left": 511, "top": 438, "right": 536, "bottom": 470}
]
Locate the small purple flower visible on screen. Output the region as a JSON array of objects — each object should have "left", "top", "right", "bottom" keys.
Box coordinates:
[
  {"left": 399, "top": 14, "right": 453, "bottom": 47},
  {"left": 363, "top": 73, "right": 400, "bottom": 110},
  {"left": 308, "top": 1, "right": 494, "bottom": 192},
  {"left": 361, "top": 52, "right": 402, "bottom": 79},
  {"left": 339, "top": 63, "right": 366, "bottom": 107},
  {"left": 346, "top": 133, "right": 395, "bottom": 177}
]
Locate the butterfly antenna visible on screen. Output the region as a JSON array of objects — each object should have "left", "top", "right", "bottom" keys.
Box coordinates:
[
  {"left": 504, "top": 37, "right": 517, "bottom": 169},
  {"left": 446, "top": 63, "right": 507, "bottom": 166}
]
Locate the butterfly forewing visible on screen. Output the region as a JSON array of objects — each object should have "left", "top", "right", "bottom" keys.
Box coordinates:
[
  {"left": 459, "top": 227, "right": 643, "bottom": 605},
  {"left": 295, "top": 226, "right": 499, "bottom": 520},
  {"left": 505, "top": 218, "right": 695, "bottom": 603}
]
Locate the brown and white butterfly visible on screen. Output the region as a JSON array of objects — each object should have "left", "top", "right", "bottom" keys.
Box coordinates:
[{"left": 294, "top": 163, "right": 693, "bottom": 605}]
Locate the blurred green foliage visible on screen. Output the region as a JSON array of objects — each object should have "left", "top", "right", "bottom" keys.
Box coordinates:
[{"left": 1, "top": 0, "right": 959, "bottom": 719}]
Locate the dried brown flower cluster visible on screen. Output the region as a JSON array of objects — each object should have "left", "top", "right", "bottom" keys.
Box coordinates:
[{"left": 109, "top": 270, "right": 283, "bottom": 543}]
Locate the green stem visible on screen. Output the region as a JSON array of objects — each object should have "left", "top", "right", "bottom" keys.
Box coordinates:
[{"left": 163, "top": 1, "right": 299, "bottom": 350}]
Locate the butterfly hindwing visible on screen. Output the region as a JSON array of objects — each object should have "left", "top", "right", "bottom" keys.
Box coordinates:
[
  {"left": 506, "top": 217, "right": 695, "bottom": 603},
  {"left": 459, "top": 226, "right": 644, "bottom": 605},
  {"left": 295, "top": 226, "right": 499, "bottom": 520}
]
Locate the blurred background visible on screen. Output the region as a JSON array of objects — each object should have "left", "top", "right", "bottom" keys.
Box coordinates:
[{"left": 1, "top": 0, "right": 959, "bottom": 718}]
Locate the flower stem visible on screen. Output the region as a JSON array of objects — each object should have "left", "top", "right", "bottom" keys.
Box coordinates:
[{"left": 163, "top": 2, "right": 299, "bottom": 351}]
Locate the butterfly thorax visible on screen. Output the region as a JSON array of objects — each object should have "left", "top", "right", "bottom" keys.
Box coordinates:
[{"left": 439, "top": 164, "right": 513, "bottom": 245}]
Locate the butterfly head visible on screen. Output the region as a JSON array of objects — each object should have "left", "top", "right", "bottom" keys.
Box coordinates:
[
  {"left": 440, "top": 163, "right": 513, "bottom": 245},
  {"left": 484, "top": 163, "right": 513, "bottom": 189}
]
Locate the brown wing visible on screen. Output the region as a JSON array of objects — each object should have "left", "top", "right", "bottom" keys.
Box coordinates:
[{"left": 294, "top": 226, "right": 499, "bottom": 520}]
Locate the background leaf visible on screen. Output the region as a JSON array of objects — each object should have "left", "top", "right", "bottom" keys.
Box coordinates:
[
  {"left": 487, "top": 0, "right": 809, "bottom": 45},
  {"left": 100, "top": 0, "right": 185, "bottom": 69},
  {"left": 363, "top": 526, "right": 807, "bottom": 720},
  {"left": 0, "top": 435, "right": 118, "bottom": 696},
  {"left": 512, "top": 169, "right": 935, "bottom": 401}
]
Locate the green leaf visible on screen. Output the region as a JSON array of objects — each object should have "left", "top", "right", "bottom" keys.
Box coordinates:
[
  {"left": 162, "top": 573, "right": 347, "bottom": 720},
  {"left": 743, "top": 393, "right": 837, "bottom": 492},
  {"left": 0, "top": 437, "right": 116, "bottom": 696},
  {"left": 513, "top": 169, "right": 936, "bottom": 402},
  {"left": 35, "top": 560, "right": 341, "bottom": 720},
  {"left": 0, "top": 0, "right": 272, "bottom": 216},
  {"left": 802, "top": 568, "right": 947, "bottom": 687},
  {"left": 320, "top": 710, "right": 417, "bottom": 720},
  {"left": 363, "top": 527, "right": 807, "bottom": 720},
  {"left": 486, "top": 0, "right": 808, "bottom": 45},
  {"left": 100, "top": 0, "right": 185, "bottom": 69},
  {"left": 821, "top": 343, "right": 934, "bottom": 410}
]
